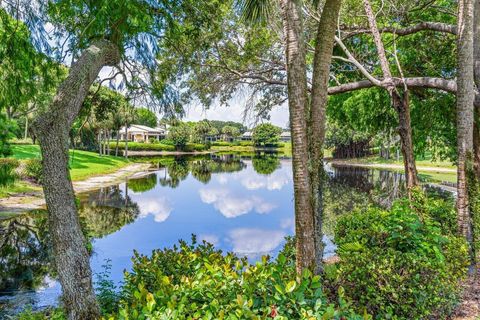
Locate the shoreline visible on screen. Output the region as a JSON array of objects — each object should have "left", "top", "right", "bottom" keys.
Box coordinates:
[
  {"left": 0, "top": 162, "right": 151, "bottom": 216},
  {"left": 327, "top": 159, "right": 456, "bottom": 173}
]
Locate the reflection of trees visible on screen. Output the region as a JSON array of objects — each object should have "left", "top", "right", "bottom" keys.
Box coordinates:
[
  {"left": 252, "top": 154, "right": 280, "bottom": 175},
  {"left": 127, "top": 173, "right": 157, "bottom": 193},
  {"left": 370, "top": 170, "right": 406, "bottom": 208},
  {"left": 157, "top": 157, "right": 190, "bottom": 188},
  {"left": 79, "top": 185, "right": 140, "bottom": 238},
  {"left": 0, "top": 210, "right": 52, "bottom": 295},
  {"left": 190, "top": 158, "right": 246, "bottom": 184}
]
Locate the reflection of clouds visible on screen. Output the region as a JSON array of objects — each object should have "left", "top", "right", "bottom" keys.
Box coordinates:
[
  {"left": 227, "top": 228, "right": 285, "bottom": 256},
  {"left": 199, "top": 188, "right": 275, "bottom": 218},
  {"left": 216, "top": 175, "right": 228, "bottom": 185},
  {"left": 138, "top": 198, "right": 172, "bottom": 223},
  {"left": 199, "top": 234, "right": 220, "bottom": 246},
  {"left": 241, "top": 171, "right": 290, "bottom": 191}
]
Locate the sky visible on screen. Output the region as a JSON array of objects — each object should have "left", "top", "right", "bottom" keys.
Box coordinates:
[
  {"left": 98, "top": 66, "right": 290, "bottom": 129},
  {"left": 182, "top": 101, "right": 289, "bottom": 129}
]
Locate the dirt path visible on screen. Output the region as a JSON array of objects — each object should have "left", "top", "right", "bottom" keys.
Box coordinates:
[
  {"left": 0, "top": 163, "right": 151, "bottom": 214},
  {"left": 452, "top": 270, "right": 480, "bottom": 320}
]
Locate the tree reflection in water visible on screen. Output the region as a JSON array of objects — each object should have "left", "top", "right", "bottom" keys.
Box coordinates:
[{"left": 0, "top": 211, "right": 52, "bottom": 297}]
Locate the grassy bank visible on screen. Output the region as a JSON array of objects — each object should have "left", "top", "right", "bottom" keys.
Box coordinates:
[
  {"left": 10, "top": 145, "right": 130, "bottom": 181},
  {"left": 211, "top": 141, "right": 292, "bottom": 156}
]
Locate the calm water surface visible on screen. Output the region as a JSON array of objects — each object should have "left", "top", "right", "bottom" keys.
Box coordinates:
[{"left": 1, "top": 153, "right": 439, "bottom": 315}]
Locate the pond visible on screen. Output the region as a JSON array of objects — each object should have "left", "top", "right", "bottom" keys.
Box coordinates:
[{"left": 0, "top": 153, "right": 448, "bottom": 316}]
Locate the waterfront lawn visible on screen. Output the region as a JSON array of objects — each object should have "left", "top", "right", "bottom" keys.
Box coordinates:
[{"left": 10, "top": 145, "right": 130, "bottom": 181}]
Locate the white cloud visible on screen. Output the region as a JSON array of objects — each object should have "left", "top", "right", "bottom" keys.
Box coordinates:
[
  {"left": 280, "top": 217, "right": 295, "bottom": 231},
  {"left": 227, "top": 228, "right": 285, "bottom": 256},
  {"left": 138, "top": 198, "right": 172, "bottom": 223},
  {"left": 199, "top": 188, "right": 275, "bottom": 218},
  {"left": 241, "top": 171, "right": 290, "bottom": 191}
]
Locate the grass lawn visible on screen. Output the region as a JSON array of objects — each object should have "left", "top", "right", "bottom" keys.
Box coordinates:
[
  {"left": 0, "top": 180, "right": 42, "bottom": 198},
  {"left": 10, "top": 144, "right": 130, "bottom": 181}
]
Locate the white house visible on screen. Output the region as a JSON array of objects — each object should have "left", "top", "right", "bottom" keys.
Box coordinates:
[
  {"left": 241, "top": 131, "right": 253, "bottom": 141},
  {"left": 118, "top": 124, "right": 167, "bottom": 143},
  {"left": 280, "top": 131, "right": 291, "bottom": 142}
]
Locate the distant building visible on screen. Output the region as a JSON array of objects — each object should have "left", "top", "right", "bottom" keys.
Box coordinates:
[
  {"left": 118, "top": 124, "right": 167, "bottom": 142},
  {"left": 241, "top": 131, "right": 253, "bottom": 141},
  {"left": 280, "top": 131, "right": 291, "bottom": 142}
]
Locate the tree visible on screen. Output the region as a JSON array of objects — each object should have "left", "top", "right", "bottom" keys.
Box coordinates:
[
  {"left": 193, "top": 119, "right": 212, "bottom": 144},
  {"left": 135, "top": 107, "right": 158, "bottom": 128},
  {"left": 456, "top": 0, "right": 475, "bottom": 264},
  {"left": 168, "top": 123, "right": 191, "bottom": 150},
  {"left": 2, "top": 0, "right": 228, "bottom": 318},
  {"left": 221, "top": 125, "right": 240, "bottom": 141},
  {"left": 252, "top": 123, "right": 281, "bottom": 146}
]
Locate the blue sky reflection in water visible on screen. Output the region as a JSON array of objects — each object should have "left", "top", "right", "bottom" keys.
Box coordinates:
[{"left": 0, "top": 154, "right": 412, "bottom": 314}]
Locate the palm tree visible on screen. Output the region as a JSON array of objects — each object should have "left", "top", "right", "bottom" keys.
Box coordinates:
[
  {"left": 456, "top": 0, "right": 476, "bottom": 264},
  {"left": 238, "top": 0, "right": 342, "bottom": 275}
]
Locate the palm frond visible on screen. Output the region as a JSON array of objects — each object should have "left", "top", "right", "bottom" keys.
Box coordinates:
[{"left": 236, "top": 0, "right": 272, "bottom": 24}]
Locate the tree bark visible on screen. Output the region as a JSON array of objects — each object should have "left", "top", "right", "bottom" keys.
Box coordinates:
[
  {"left": 280, "top": 0, "right": 315, "bottom": 275},
  {"left": 115, "top": 132, "right": 120, "bottom": 157},
  {"left": 309, "top": 0, "right": 342, "bottom": 275},
  {"left": 32, "top": 39, "right": 120, "bottom": 320},
  {"left": 456, "top": 0, "right": 475, "bottom": 247},
  {"left": 392, "top": 91, "right": 419, "bottom": 189},
  {"left": 124, "top": 123, "right": 129, "bottom": 158},
  {"left": 362, "top": 0, "right": 419, "bottom": 191}
]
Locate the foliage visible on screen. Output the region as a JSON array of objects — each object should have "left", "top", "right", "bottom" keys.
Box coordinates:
[
  {"left": 329, "top": 190, "right": 469, "bottom": 319},
  {"left": 167, "top": 124, "right": 191, "bottom": 150},
  {"left": 23, "top": 158, "right": 43, "bottom": 184},
  {"left": 95, "top": 260, "right": 121, "bottom": 315},
  {"left": 128, "top": 174, "right": 157, "bottom": 193},
  {"left": 135, "top": 108, "right": 158, "bottom": 128},
  {"left": 252, "top": 154, "right": 280, "bottom": 175},
  {"left": 112, "top": 236, "right": 368, "bottom": 320},
  {"left": 16, "top": 308, "right": 65, "bottom": 320},
  {"left": 252, "top": 123, "right": 282, "bottom": 146},
  {"left": 0, "top": 114, "right": 18, "bottom": 157},
  {"left": 0, "top": 158, "right": 19, "bottom": 186},
  {"left": 193, "top": 120, "right": 212, "bottom": 143},
  {"left": 221, "top": 125, "right": 240, "bottom": 140}
]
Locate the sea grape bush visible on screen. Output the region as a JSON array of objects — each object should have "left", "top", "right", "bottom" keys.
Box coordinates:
[
  {"left": 328, "top": 190, "right": 469, "bottom": 319},
  {"left": 111, "top": 236, "right": 368, "bottom": 320}
]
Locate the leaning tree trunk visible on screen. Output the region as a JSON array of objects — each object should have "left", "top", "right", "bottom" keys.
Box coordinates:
[
  {"left": 32, "top": 39, "right": 120, "bottom": 320},
  {"left": 308, "top": 0, "right": 342, "bottom": 275},
  {"left": 280, "top": 0, "right": 315, "bottom": 275},
  {"left": 362, "top": 0, "right": 419, "bottom": 192},
  {"left": 456, "top": 0, "right": 475, "bottom": 262},
  {"left": 392, "top": 90, "right": 419, "bottom": 189}
]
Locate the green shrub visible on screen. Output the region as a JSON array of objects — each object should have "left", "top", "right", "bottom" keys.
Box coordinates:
[
  {"left": 329, "top": 191, "right": 469, "bottom": 319},
  {"left": 183, "top": 142, "right": 207, "bottom": 152},
  {"left": 16, "top": 308, "right": 65, "bottom": 320},
  {"left": 0, "top": 158, "right": 19, "bottom": 186},
  {"left": 239, "top": 140, "right": 253, "bottom": 146},
  {"left": 24, "top": 158, "right": 43, "bottom": 184},
  {"left": 113, "top": 236, "right": 367, "bottom": 320},
  {"left": 211, "top": 141, "right": 232, "bottom": 147},
  {"left": 109, "top": 142, "right": 176, "bottom": 152}
]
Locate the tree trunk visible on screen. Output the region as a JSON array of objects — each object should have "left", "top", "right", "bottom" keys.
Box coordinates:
[
  {"left": 124, "top": 124, "right": 129, "bottom": 158},
  {"left": 308, "top": 0, "right": 342, "bottom": 275},
  {"left": 392, "top": 91, "right": 419, "bottom": 189},
  {"left": 456, "top": 0, "right": 475, "bottom": 254},
  {"left": 32, "top": 39, "right": 120, "bottom": 320},
  {"left": 115, "top": 132, "right": 120, "bottom": 157},
  {"left": 280, "top": 0, "right": 315, "bottom": 275},
  {"left": 24, "top": 116, "right": 29, "bottom": 140}
]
